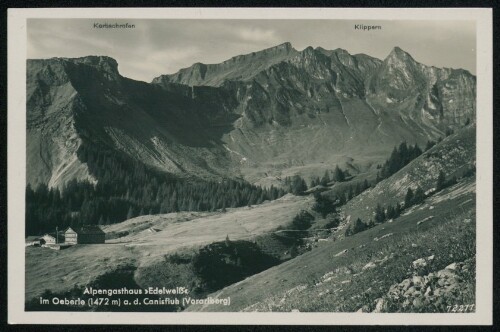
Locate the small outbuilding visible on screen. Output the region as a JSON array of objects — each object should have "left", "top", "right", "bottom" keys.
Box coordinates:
[
  {"left": 25, "top": 236, "right": 42, "bottom": 247},
  {"left": 65, "top": 225, "right": 105, "bottom": 244},
  {"left": 40, "top": 233, "right": 65, "bottom": 245}
]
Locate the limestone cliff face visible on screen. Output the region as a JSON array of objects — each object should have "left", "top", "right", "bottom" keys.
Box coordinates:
[{"left": 27, "top": 44, "right": 476, "bottom": 188}]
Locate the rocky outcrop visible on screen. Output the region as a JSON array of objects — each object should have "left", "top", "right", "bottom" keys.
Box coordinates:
[
  {"left": 372, "top": 259, "right": 475, "bottom": 312},
  {"left": 366, "top": 47, "right": 476, "bottom": 130}
]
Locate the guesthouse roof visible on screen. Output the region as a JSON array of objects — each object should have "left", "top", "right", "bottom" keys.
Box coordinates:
[{"left": 66, "top": 225, "right": 105, "bottom": 235}]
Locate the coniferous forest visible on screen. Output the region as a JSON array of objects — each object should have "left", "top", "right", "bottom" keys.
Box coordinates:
[
  {"left": 376, "top": 142, "right": 423, "bottom": 181},
  {"left": 24, "top": 140, "right": 441, "bottom": 236},
  {"left": 25, "top": 143, "right": 287, "bottom": 236}
]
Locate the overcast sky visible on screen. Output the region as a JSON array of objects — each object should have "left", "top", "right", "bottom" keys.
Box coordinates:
[{"left": 28, "top": 19, "right": 476, "bottom": 82}]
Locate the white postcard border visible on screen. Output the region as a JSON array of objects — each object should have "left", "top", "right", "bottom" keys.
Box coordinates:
[{"left": 7, "top": 7, "right": 493, "bottom": 325}]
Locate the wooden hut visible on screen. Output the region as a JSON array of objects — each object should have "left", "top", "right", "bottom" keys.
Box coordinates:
[{"left": 40, "top": 233, "right": 64, "bottom": 245}]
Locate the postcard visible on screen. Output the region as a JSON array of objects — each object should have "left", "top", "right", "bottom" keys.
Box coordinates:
[{"left": 7, "top": 7, "right": 493, "bottom": 325}]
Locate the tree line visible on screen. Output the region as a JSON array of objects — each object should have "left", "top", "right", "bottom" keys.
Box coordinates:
[
  {"left": 25, "top": 144, "right": 287, "bottom": 236},
  {"left": 375, "top": 142, "right": 423, "bottom": 182},
  {"left": 310, "top": 165, "right": 351, "bottom": 187}
]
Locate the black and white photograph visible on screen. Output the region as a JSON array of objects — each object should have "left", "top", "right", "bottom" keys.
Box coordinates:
[{"left": 7, "top": 8, "right": 493, "bottom": 325}]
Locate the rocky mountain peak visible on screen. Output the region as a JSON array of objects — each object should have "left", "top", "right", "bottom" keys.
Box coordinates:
[
  {"left": 224, "top": 42, "right": 296, "bottom": 64},
  {"left": 302, "top": 46, "right": 315, "bottom": 53},
  {"left": 152, "top": 42, "right": 298, "bottom": 87},
  {"left": 273, "top": 41, "right": 294, "bottom": 52},
  {"left": 66, "top": 56, "right": 120, "bottom": 79},
  {"left": 70, "top": 55, "right": 118, "bottom": 71},
  {"left": 295, "top": 46, "right": 322, "bottom": 63},
  {"left": 390, "top": 46, "right": 408, "bottom": 56},
  {"left": 332, "top": 48, "right": 351, "bottom": 55},
  {"left": 385, "top": 47, "right": 416, "bottom": 65}
]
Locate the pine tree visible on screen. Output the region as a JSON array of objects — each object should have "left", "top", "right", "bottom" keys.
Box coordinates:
[
  {"left": 337, "top": 194, "right": 346, "bottom": 206},
  {"left": 395, "top": 202, "right": 402, "bottom": 217},
  {"left": 346, "top": 218, "right": 366, "bottom": 236},
  {"left": 333, "top": 165, "right": 345, "bottom": 182},
  {"left": 399, "top": 142, "right": 408, "bottom": 164},
  {"left": 126, "top": 206, "right": 135, "bottom": 220},
  {"left": 320, "top": 171, "right": 331, "bottom": 186},
  {"left": 374, "top": 204, "right": 386, "bottom": 223},
  {"left": 292, "top": 211, "right": 313, "bottom": 230},
  {"left": 413, "top": 187, "right": 425, "bottom": 205},
  {"left": 347, "top": 186, "right": 354, "bottom": 200},
  {"left": 354, "top": 182, "right": 362, "bottom": 196},
  {"left": 386, "top": 205, "right": 396, "bottom": 220},
  {"left": 310, "top": 176, "right": 320, "bottom": 187},
  {"left": 290, "top": 175, "right": 308, "bottom": 195},
  {"left": 404, "top": 188, "right": 414, "bottom": 208},
  {"left": 411, "top": 144, "right": 423, "bottom": 160},
  {"left": 425, "top": 140, "right": 436, "bottom": 151},
  {"left": 436, "top": 170, "right": 446, "bottom": 191},
  {"left": 313, "top": 193, "right": 336, "bottom": 218}
]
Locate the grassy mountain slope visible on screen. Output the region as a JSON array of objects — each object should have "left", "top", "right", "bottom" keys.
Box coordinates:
[
  {"left": 186, "top": 177, "right": 475, "bottom": 312},
  {"left": 340, "top": 125, "right": 475, "bottom": 224},
  {"left": 184, "top": 124, "right": 476, "bottom": 312}
]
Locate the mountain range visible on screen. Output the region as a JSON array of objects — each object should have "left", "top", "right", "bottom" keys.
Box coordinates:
[{"left": 26, "top": 42, "right": 476, "bottom": 189}]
